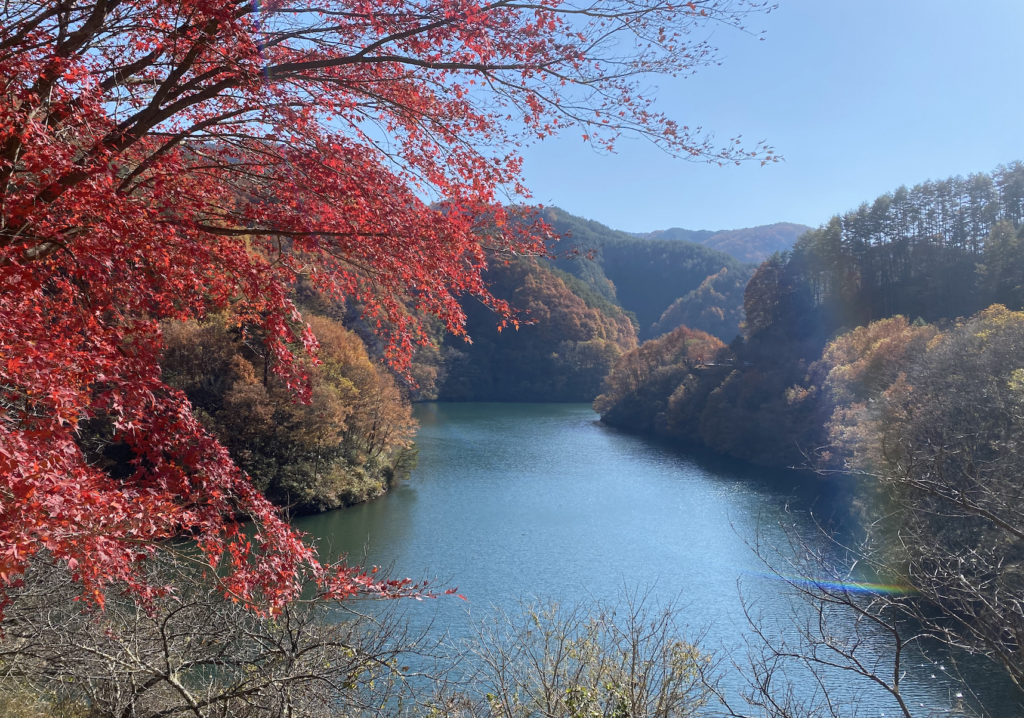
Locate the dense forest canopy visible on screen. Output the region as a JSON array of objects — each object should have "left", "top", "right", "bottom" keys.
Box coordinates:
[
  {"left": 651, "top": 267, "right": 751, "bottom": 341},
  {"left": 428, "top": 258, "right": 638, "bottom": 402},
  {"left": 426, "top": 208, "right": 767, "bottom": 401},
  {"left": 602, "top": 239, "right": 751, "bottom": 339},
  {"left": 436, "top": 163, "right": 1024, "bottom": 406},
  {"left": 758, "top": 162, "right": 1024, "bottom": 338},
  {"left": 597, "top": 160, "right": 1024, "bottom": 468},
  {"left": 543, "top": 207, "right": 753, "bottom": 339},
  {"left": 593, "top": 325, "right": 727, "bottom": 436},
  {"left": 162, "top": 315, "right": 417, "bottom": 514},
  {"left": 634, "top": 228, "right": 718, "bottom": 244}
]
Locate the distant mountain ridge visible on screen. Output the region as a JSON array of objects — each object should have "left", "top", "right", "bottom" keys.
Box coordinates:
[
  {"left": 634, "top": 222, "right": 812, "bottom": 263},
  {"left": 632, "top": 227, "right": 718, "bottom": 244}
]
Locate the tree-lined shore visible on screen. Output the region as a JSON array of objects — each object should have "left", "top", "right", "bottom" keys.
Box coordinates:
[
  {"left": 594, "top": 161, "right": 1024, "bottom": 467},
  {"left": 3, "top": 0, "right": 1023, "bottom": 710}
]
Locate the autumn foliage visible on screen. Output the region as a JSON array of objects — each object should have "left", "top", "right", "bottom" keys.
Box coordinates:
[
  {"left": 652, "top": 266, "right": 749, "bottom": 341},
  {"left": 814, "top": 315, "right": 938, "bottom": 464},
  {"left": 162, "top": 314, "right": 417, "bottom": 513},
  {"left": 593, "top": 324, "right": 725, "bottom": 434},
  {"left": 0, "top": 0, "right": 775, "bottom": 609},
  {"left": 436, "top": 258, "right": 637, "bottom": 401}
]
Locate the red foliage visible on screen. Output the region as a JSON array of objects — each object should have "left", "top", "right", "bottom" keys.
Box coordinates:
[{"left": 0, "top": 0, "right": 774, "bottom": 611}]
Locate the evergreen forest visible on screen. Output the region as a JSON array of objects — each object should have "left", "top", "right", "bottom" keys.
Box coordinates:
[{"left": 596, "top": 160, "right": 1024, "bottom": 466}]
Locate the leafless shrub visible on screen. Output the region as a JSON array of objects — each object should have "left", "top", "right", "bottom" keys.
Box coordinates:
[
  {"left": 713, "top": 307, "right": 1024, "bottom": 717},
  {"left": 708, "top": 514, "right": 1008, "bottom": 718},
  {"left": 451, "top": 589, "right": 715, "bottom": 718},
  {"left": 0, "top": 558, "right": 456, "bottom": 718}
]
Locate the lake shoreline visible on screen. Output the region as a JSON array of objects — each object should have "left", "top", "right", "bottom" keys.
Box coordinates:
[{"left": 295, "top": 402, "right": 1015, "bottom": 715}]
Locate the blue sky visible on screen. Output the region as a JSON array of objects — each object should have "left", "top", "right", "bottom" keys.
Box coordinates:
[{"left": 516, "top": 0, "right": 1024, "bottom": 233}]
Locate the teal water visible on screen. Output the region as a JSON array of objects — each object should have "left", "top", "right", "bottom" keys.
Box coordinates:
[{"left": 296, "top": 402, "right": 1020, "bottom": 715}]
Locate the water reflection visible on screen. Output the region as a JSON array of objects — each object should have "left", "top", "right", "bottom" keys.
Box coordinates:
[{"left": 296, "top": 402, "right": 1021, "bottom": 716}]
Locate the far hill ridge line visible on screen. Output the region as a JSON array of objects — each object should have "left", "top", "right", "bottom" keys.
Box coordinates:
[{"left": 629, "top": 222, "right": 813, "bottom": 264}]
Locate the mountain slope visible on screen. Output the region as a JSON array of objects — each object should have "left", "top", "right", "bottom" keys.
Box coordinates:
[
  {"left": 542, "top": 207, "right": 752, "bottom": 339},
  {"left": 651, "top": 266, "right": 753, "bottom": 341},
  {"left": 435, "top": 257, "right": 638, "bottom": 401},
  {"left": 427, "top": 208, "right": 792, "bottom": 401},
  {"left": 636, "top": 227, "right": 718, "bottom": 244}
]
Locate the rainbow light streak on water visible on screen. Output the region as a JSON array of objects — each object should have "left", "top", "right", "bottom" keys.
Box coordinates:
[{"left": 742, "top": 569, "right": 916, "bottom": 597}]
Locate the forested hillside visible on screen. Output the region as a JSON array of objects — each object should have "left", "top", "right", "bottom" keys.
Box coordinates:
[
  {"left": 161, "top": 313, "right": 417, "bottom": 514},
  {"left": 635, "top": 227, "right": 718, "bottom": 244},
  {"left": 601, "top": 238, "right": 751, "bottom": 339},
  {"left": 427, "top": 257, "right": 638, "bottom": 401},
  {"left": 597, "top": 161, "right": 1024, "bottom": 467},
  {"left": 650, "top": 267, "right": 751, "bottom": 341},
  {"left": 426, "top": 210, "right": 756, "bottom": 401},
  {"left": 751, "top": 162, "right": 1024, "bottom": 335},
  {"left": 422, "top": 158, "right": 1024, "bottom": 409},
  {"left": 698, "top": 223, "right": 811, "bottom": 262},
  {"left": 543, "top": 207, "right": 753, "bottom": 339}
]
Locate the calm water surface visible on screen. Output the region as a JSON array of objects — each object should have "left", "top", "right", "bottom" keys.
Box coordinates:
[{"left": 297, "top": 403, "right": 1020, "bottom": 716}]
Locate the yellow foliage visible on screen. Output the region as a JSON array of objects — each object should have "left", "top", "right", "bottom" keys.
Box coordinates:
[{"left": 162, "top": 313, "right": 416, "bottom": 512}]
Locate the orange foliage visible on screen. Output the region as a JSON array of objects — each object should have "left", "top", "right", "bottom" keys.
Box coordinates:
[
  {"left": 436, "top": 258, "right": 637, "bottom": 401},
  {"left": 595, "top": 325, "right": 725, "bottom": 415},
  {"left": 812, "top": 316, "right": 937, "bottom": 466},
  {"left": 515, "top": 263, "right": 637, "bottom": 352}
]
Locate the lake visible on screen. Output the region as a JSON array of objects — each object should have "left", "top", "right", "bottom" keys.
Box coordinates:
[{"left": 296, "top": 402, "right": 1020, "bottom": 716}]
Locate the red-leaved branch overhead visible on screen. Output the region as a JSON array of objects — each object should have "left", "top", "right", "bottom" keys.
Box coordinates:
[{"left": 0, "top": 0, "right": 776, "bottom": 611}]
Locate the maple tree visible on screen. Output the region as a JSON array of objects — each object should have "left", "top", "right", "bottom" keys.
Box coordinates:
[{"left": 0, "top": 0, "right": 775, "bottom": 611}]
